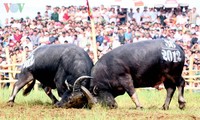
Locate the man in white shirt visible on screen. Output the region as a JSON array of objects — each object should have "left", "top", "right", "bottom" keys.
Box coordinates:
[
  {"left": 133, "top": 8, "right": 142, "bottom": 25},
  {"left": 141, "top": 7, "right": 151, "bottom": 23},
  {"left": 59, "top": 32, "right": 68, "bottom": 44}
]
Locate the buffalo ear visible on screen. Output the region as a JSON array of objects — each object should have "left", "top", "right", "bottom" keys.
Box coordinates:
[{"left": 81, "top": 86, "right": 96, "bottom": 109}]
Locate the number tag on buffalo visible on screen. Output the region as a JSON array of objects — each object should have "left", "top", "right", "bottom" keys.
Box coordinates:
[{"left": 161, "top": 40, "right": 181, "bottom": 62}]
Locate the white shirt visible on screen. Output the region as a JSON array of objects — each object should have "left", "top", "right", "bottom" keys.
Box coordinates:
[
  {"left": 133, "top": 12, "right": 142, "bottom": 24},
  {"left": 59, "top": 36, "right": 68, "bottom": 44}
]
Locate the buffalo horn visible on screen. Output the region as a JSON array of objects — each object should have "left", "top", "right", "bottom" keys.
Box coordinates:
[
  {"left": 93, "top": 85, "right": 98, "bottom": 95},
  {"left": 81, "top": 86, "right": 96, "bottom": 108},
  {"left": 73, "top": 76, "right": 93, "bottom": 92}
]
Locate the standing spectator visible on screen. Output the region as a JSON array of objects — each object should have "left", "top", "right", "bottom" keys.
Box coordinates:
[
  {"left": 117, "top": 8, "right": 126, "bottom": 24},
  {"left": 188, "top": 7, "right": 199, "bottom": 24},
  {"left": 51, "top": 7, "right": 59, "bottom": 22},
  {"left": 133, "top": 8, "right": 142, "bottom": 25},
  {"left": 63, "top": 8, "right": 70, "bottom": 22},
  {"left": 45, "top": 5, "right": 52, "bottom": 18},
  {"left": 109, "top": 8, "right": 118, "bottom": 24},
  {"left": 59, "top": 6, "right": 66, "bottom": 22},
  {"left": 43, "top": 11, "right": 50, "bottom": 20},
  {"left": 74, "top": 8, "right": 82, "bottom": 22},
  {"left": 101, "top": 8, "right": 110, "bottom": 23},
  {"left": 127, "top": 8, "right": 134, "bottom": 22},
  {"left": 149, "top": 8, "right": 157, "bottom": 23},
  {"left": 141, "top": 7, "right": 151, "bottom": 23},
  {"left": 159, "top": 10, "right": 167, "bottom": 26}
]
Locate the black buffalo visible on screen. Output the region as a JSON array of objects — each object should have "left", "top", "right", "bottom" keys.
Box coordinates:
[
  {"left": 8, "top": 44, "right": 94, "bottom": 108},
  {"left": 89, "top": 39, "right": 186, "bottom": 110}
]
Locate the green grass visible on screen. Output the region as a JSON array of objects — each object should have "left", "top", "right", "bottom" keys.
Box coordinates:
[{"left": 0, "top": 88, "right": 200, "bottom": 120}]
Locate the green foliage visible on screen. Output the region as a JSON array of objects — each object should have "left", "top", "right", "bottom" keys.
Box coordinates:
[{"left": 0, "top": 89, "right": 200, "bottom": 120}]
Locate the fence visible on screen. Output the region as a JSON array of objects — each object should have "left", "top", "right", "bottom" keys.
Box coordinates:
[{"left": 0, "top": 47, "right": 200, "bottom": 90}]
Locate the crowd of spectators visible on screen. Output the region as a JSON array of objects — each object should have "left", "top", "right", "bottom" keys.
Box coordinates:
[{"left": 0, "top": 4, "right": 200, "bottom": 82}]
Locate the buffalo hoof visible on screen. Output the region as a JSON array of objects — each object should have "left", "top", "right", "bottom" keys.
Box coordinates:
[
  {"left": 52, "top": 100, "right": 59, "bottom": 105},
  {"left": 7, "top": 101, "right": 14, "bottom": 107},
  {"left": 54, "top": 101, "right": 64, "bottom": 108},
  {"left": 136, "top": 106, "right": 143, "bottom": 110},
  {"left": 179, "top": 101, "right": 186, "bottom": 110},
  {"left": 162, "top": 105, "right": 169, "bottom": 110},
  {"left": 109, "top": 104, "right": 118, "bottom": 109}
]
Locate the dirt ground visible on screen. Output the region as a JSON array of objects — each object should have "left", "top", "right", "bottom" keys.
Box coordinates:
[{"left": 0, "top": 103, "right": 199, "bottom": 120}]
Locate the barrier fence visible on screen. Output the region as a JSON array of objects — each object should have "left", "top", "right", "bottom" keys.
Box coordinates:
[{"left": 0, "top": 47, "right": 200, "bottom": 90}]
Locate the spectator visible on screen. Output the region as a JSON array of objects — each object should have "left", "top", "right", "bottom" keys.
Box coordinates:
[
  {"left": 0, "top": 4, "right": 199, "bottom": 75},
  {"left": 14, "top": 29, "right": 22, "bottom": 43},
  {"left": 51, "top": 7, "right": 59, "bottom": 22},
  {"left": 124, "top": 27, "right": 132, "bottom": 43},
  {"left": 39, "top": 32, "right": 49, "bottom": 45},
  {"left": 117, "top": 8, "right": 126, "bottom": 24},
  {"left": 109, "top": 8, "right": 117, "bottom": 24},
  {"left": 141, "top": 6, "right": 151, "bottom": 23},
  {"left": 30, "top": 30, "right": 40, "bottom": 47},
  {"left": 22, "top": 37, "right": 33, "bottom": 51},
  {"left": 188, "top": 7, "right": 199, "bottom": 24},
  {"left": 127, "top": 8, "right": 134, "bottom": 22},
  {"left": 133, "top": 8, "right": 142, "bottom": 25},
  {"left": 35, "top": 12, "right": 42, "bottom": 20}
]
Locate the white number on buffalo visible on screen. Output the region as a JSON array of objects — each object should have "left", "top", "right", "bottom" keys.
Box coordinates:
[
  {"left": 164, "top": 40, "right": 176, "bottom": 48},
  {"left": 161, "top": 49, "right": 182, "bottom": 62}
]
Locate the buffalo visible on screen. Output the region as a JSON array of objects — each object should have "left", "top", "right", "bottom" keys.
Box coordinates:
[
  {"left": 89, "top": 39, "right": 186, "bottom": 110},
  {"left": 8, "top": 44, "right": 94, "bottom": 108}
]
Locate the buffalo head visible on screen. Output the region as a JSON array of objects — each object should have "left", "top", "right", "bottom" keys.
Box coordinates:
[
  {"left": 56, "top": 76, "right": 96, "bottom": 108},
  {"left": 61, "top": 76, "right": 117, "bottom": 109}
]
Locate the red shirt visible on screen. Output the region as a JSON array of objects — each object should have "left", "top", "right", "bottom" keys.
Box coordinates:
[
  {"left": 14, "top": 34, "right": 22, "bottom": 43},
  {"left": 63, "top": 13, "right": 70, "bottom": 21}
]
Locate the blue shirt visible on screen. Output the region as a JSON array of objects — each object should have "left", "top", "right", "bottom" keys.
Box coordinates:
[{"left": 124, "top": 32, "right": 132, "bottom": 40}]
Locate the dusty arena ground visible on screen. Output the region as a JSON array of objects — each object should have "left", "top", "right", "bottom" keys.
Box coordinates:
[{"left": 0, "top": 89, "right": 200, "bottom": 120}]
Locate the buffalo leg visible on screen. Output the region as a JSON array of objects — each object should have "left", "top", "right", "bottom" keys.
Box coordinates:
[
  {"left": 99, "top": 91, "right": 118, "bottom": 109},
  {"left": 54, "top": 66, "right": 68, "bottom": 97},
  {"left": 119, "top": 74, "right": 142, "bottom": 109},
  {"left": 41, "top": 85, "right": 58, "bottom": 104},
  {"left": 163, "top": 80, "right": 176, "bottom": 110},
  {"left": 54, "top": 67, "right": 71, "bottom": 107},
  {"left": 8, "top": 72, "right": 34, "bottom": 104},
  {"left": 177, "top": 77, "right": 186, "bottom": 109}
]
